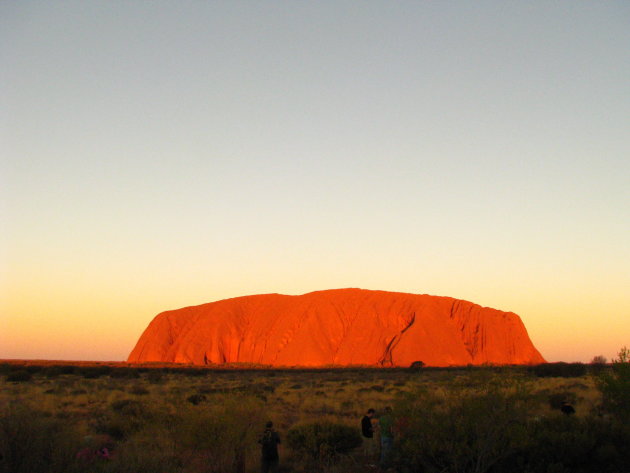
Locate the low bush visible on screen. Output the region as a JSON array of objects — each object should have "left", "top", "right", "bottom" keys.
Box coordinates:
[
  {"left": 589, "top": 356, "right": 608, "bottom": 375},
  {"left": 180, "top": 368, "right": 208, "bottom": 377},
  {"left": 178, "top": 395, "right": 264, "bottom": 473},
  {"left": 0, "top": 406, "right": 81, "bottom": 473},
  {"left": 597, "top": 346, "right": 630, "bottom": 421},
  {"left": 58, "top": 365, "right": 77, "bottom": 375},
  {"left": 286, "top": 421, "right": 361, "bottom": 462},
  {"left": 129, "top": 385, "right": 149, "bottom": 395},
  {"left": 530, "top": 363, "right": 587, "bottom": 378},
  {"left": 187, "top": 394, "right": 207, "bottom": 405},
  {"left": 95, "top": 399, "right": 153, "bottom": 440},
  {"left": 504, "top": 416, "right": 630, "bottom": 473},
  {"left": 110, "top": 368, "right": 140, "bottom": 379},
  {"left": 43, "top": 366, "right": 64, "bottom": 378},
  {"left": 548, "top": 391, "right": 577, "bottom": 410},
  {"left": 255, "top": 383, "right": 275, "bottom": 393},
  {"left": 80, "top": 366, "right": 112, "bottom": 378},
  {"left": 145, "top": 370, "right": 164, "bottom": 384},
  {"left": 100, "top": 426, "right": 180, "bottom": 473},
  {"left": 395, "top": 383, "right": 531, "bottom": 473},
  {"left": 24, "top": 365, "right": 43, "bottom": 374},
  {"left": 110, "top": 399, "right": 146, "bottom": 416},
  {"left": 339, "top": 400, "right": 354, "bottom": 412},
  {"left": 6, "top": 370, "right": 33, "bottom": 383}
]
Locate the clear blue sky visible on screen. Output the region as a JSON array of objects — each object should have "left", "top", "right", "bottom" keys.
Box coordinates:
[{"left": 1, "top": 1, "right": 629, "bottom": 362}]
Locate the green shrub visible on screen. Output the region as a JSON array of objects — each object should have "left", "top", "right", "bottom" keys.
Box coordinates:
[
  {"left": 145, "top": 370, "right": 164, "bottom": 384},
  {"left": 286, "top": 421, "right": 361, "bottom": 461},
  {"left": 80, "top": 366, "right": 112, "bottom": 378},
  {"left": 58, "top": 365, "right": 76, "bottom": 375},
  {"left": 548, "top": 392, "right": 577, "bottom": 410},
  {"left": 530, "top": 363, "right": 587, "bottom": 378},
  {"left": 181, "top": 368, "right": 208, "bottom": 377},
  {"left": 395, "top": 383, "right": 531, "bottom": 473},
  {"left": 6, "top": 370, "right": 33, "bottom": 382},
  {"left": 589, "top": 356, "right": 608, "bottom": 375},
  {"left": 0, "top": 406, "right": 81, "bottom": 473},
  {"left": 100, "top": 427, "right": 180, "bottom": 473},
  {"left": 257, "top": 383, "right": 275, "bottom": 393},
  {"left": 109, "top": 368, "right": 140, "bottom": 379},
  {"left": 187, "top": 394, "right": 207, "bottom": 405},
  {"left": 597, "top": 346, "right": 630, "bottom": 421},
  {"left": 110, "top": 399, "right": 145, "bottom": 415},
  {"left": 508, "top": 416, "right": 630, "bottom": 473},
  {"left": 43, "top": 366, "right": 64, "bottom": 378},
  {"left": 129, "top": 385, "right": 149, "bottom": 395},
  {"left": 95, "top": 399, "right": 153, "bottom": 440},
  {"left": 178, "top": 395, "right": 264, "bottom": 473},
  {"left": 591, "top": 355, "right": 607, "bottom": 365}
]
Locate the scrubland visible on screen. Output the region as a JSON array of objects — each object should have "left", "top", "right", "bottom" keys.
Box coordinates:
[{"left": 1, "top": 353, "right": 629, "bottom": 473}]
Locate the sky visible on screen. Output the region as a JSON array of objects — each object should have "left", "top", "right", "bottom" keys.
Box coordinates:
[{"left": 1, "top": 1, "right": 628, "bottom": 363}]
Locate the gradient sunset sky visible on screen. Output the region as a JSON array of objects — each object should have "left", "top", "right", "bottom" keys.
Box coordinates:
[{"left": 1, "top": 2, "right": 628, "bottom": 363}]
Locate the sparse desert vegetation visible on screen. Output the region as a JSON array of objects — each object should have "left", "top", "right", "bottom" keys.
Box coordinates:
[{"left": 1, "top": 351, "right": 629, "bottom": 473}]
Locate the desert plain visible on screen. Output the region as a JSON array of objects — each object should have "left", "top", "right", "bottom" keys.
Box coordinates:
[{"left": 2, "top": 357, "right": 629, "bottom": 473}]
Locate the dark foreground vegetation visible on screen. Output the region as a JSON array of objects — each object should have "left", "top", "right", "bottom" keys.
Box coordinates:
[{"left": 1, "top": 348, "right": 628, "bottom": 473}]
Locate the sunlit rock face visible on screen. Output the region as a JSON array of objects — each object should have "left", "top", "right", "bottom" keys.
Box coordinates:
[{"left": 128, "top": 289, "right": 545, "bottom": 367}]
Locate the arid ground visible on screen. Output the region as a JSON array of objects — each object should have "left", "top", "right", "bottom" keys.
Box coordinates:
[{"left": 1, "top": 358, "right": 628, "bottom": 473}]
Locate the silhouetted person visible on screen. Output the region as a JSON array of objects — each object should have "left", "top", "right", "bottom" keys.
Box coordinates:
[
  {"left": 361, "top": 408, "right": 376, "bottom": 461},
  {"left": 561, "top": 401, "right": 575, "bottom": 415},
  {"left": 379, "top": 406, "right": 394, "bottom": 469},
  {"left": 259, "top": 421, "right": 281, "bottom": 473}
]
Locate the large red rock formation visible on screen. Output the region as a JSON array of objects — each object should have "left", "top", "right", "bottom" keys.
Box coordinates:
[{"left": 128, "top": 289, "right": 545, "bottom": 367}]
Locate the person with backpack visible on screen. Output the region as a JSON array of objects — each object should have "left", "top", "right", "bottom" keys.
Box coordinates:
[
  {"left": 361, "top": 408, "right": 377, "bottom": 462},
  {"left": 258, "top": 421, "right": 281, "bottom": 473}
]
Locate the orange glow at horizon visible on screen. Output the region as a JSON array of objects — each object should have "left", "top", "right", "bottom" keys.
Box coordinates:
[
  {"left": 2, "top": 264, "right": 628, "bottom": 363},
  {"left": 1, "top": 2, "right": 628, "bottom": 364}
]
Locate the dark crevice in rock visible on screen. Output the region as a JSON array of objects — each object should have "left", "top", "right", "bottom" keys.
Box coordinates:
[{"left": 379, "top": 312, "right": 416, "bottom": 366}]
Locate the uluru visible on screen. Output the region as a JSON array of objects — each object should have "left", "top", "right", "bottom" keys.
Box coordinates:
[{"left": 128, "top": 289, "right": 545, "bottom": 367}]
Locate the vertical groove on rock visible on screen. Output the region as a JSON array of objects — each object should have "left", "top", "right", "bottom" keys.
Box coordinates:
[
  {"left": 379, "top": 335, "right": 398, "bottom": 367},
  {"left": 400, "top": 312, "right": 415, "bottom": 334},
  {"left": 379, "top": 312, "right": 416, "bottom": 366}
]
